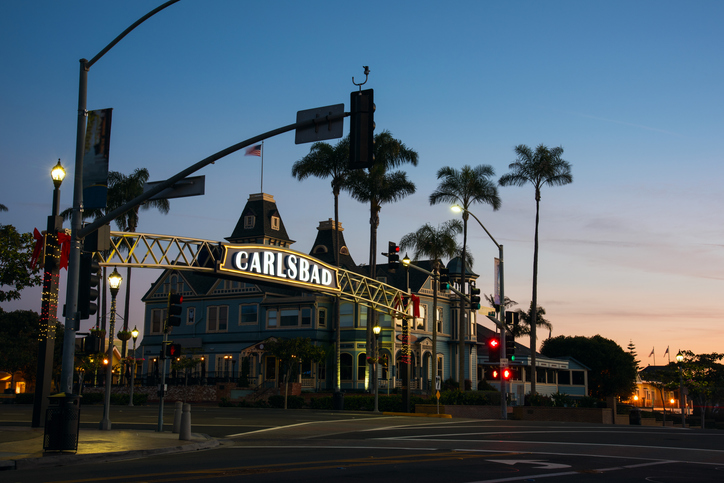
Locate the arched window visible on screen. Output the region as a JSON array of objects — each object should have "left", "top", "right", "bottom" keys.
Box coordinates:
[{"left": 357, "top": 353, "right": 367, "bottom": 381}]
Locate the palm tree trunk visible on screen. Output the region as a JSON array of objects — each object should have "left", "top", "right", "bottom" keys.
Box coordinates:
[
  {"left": 367, "top": 204, "right": 379, "bottom": 392},
  {"left": 530, "top": 195, "right": 540, "bottom": 396},
  {"left": 121, "top": 265, "right": 132, "bottom": 384},
  {"left": 432, "top": 263, "right": 439, "bottom": 396},
  {"left": 459, "top": 214, "right": 468, "bottom": 390}
]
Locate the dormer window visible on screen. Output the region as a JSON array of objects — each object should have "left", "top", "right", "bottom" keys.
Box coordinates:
[
  {"left": 244, "top": 215, "right": 255, "bottom": 229},
  {"left": 271, "top": 215, "right": 280, "bottom": 231}
]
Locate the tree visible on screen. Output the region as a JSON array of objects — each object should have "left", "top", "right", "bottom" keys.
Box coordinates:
[
  {"left": 264, "top": 338, "right": 325, "bottom": 409},
  {"left": 0, "top": 224, "right": 42, "bottom": 302},
  {"left": 541, "top": 335, "right": 637, "bottom": 399},
  {"left": 292, "top": 136, "right": 352, "bottom": 392},
  {"left": 518, "top": 302, "right": 553, "bottom": 339},
  {"left": 677, "top": 351, "right": 724, "bottom": 425},
  {"left": 62, "top": 168, "right": 170, "bottom": 364},
  {"left": 499, "top": 144, "right": 572, "bottom": 395},
  {"left": 627, "top": 340, "right": 641, "bottom": 370},
  {"left": 399, "top": 219, "right": 463, "bottom": 392},
  {"left": 0, "top": 309, "right": 40, "bottom": 391},
  {"left": 484, "top": 293, "right": 519, "bottom": 337},
  {"left": 429, "top": 165, "right": 501, "bottom": 388},
  {"left": 345, "top": 130, "right": 418, "bottom": 383},
  {"left": 0, "top": 204, "right": 7, "bottom": 212}
]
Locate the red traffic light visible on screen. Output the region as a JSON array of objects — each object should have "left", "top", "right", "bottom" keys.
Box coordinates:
[
  {"left": 488, "top": 337, "right": 499, "bottom": 348},
  {"left": 492, "top": 369, "right": 499, "bottom": 379},
  {"left": 502, "top": 368, "right": 512, "bottom": 380}
]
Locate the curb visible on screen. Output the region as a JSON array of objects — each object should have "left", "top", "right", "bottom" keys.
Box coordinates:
[
  {"left": 11, "top": 436, "right": 219, "bottom": 471},
  {"left": 382, "top": 412, "right": 452, "bottom": 418}
]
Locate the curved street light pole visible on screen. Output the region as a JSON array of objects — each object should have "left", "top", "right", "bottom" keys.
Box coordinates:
[
  {"left": 100, "top": 269, "right": 122, "bottom": 430},
  {"left": 129, "top": 326, "right": 139, "bottom": 407},
  {"left": 60, "top": 0, "right": 182, "bottom": 395}
]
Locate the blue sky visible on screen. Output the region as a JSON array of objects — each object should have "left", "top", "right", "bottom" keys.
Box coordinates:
[{"left": 1, "top": 1, "right": 722, "bottom": 361}]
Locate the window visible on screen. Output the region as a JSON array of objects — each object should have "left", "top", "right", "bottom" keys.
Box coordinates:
[
  {"left": 340, "top": 353, "right": 353, "bottom": 381},
  {"left": 151, "top": 308, "right": 166, "bottom": 334},
  {"left": 558, "top": 370, "right": 571, "bottom": 385},
  {"left": 280, "top": 308, "right": 299, "bottom": 327},
  {"left": 301, "top": 308, "right": 311, "bottom": 326},
  {"left": 244, "top": 215, "right": 255, "bottom": 229},
  {"left": 359, "top": 307, "right": 367, "bottom": 327},
  {"left": 267, "top": 309, "right": 277, "bottom": 327},
  {"left": 207, "top": 306, "right": 228, "bottom": 333},
  {"left": 187, "top": 307, "right": 195, "bottom": 325},
  {"left": 318, "top": 308, "right": 327, "bottom": 328},
  {"left": 340, "top": 303, "right": 354, "bottom": 327},
  {"left": 437, "top": 355, "right": 443, "bottom": 378},
  {"left": 437, "top": 307, "right": 443, "bottom": 333},
  {"left": 572, "top": 370, "right": 585, "bottom": 385},
  {"left": 380, "top": 313, "right": 392, "bottom": 327},
  {"left": 416, "top": 304, "right": 427, "bottom": 330},
  {"left": 271, "top": 215, "right": 280, "bottom": 231},
  {"left": 239, "top": 304, "right": 258, "bottom": 325},
  {"left": 358, "top": 353, "right": 367, "bottom": 381}
]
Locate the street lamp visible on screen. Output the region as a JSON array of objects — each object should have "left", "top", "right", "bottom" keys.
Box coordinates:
[
  {"left": 100, "top": 268, "right": 122, "bottom": 430},
  {"left": 32, "top": 160, "right": 67, "bottom": 427},
  {"left": 452, "top": 204, "right": 507, "bottom": 420},
  {"left": 373, "top": 325, "right": 381, "bottom": 413},
  {"left": 676, "top": 350, "right": 686, "bottom": 428},
  {"left": 128, "top": 326, "right": 139, "bottom": 407}
]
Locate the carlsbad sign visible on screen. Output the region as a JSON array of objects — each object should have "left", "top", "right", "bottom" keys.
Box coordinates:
[{"left": 219, "top": 245, "right": 339, "bottom": 292}]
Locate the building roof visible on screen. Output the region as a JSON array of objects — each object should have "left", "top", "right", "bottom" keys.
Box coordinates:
[
  {"left": 226, "top": 193, "right": 295, "bottom": 246},
  {"left": 308, "top": 219, "right": 357, "bottom": 270}
]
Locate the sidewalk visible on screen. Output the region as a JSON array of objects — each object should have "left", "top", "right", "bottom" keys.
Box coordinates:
[{"left": 0, "top": 425, "right": 218, "bottom": 471}]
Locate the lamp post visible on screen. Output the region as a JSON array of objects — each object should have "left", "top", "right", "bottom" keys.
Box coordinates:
[
  {"left": 31, "top": 160, "right": 66, "bottom": 427},
  {"left": 676, "top": 351, "right": 686, "bottom": 428},
  {"left": 452, "top": 204, "right": 507, "bottom": 420},
  {"left": 373, "top": 325, "right": 381, "bottom": 413},
  {"left": 128, "top": 326, "right": 139, "bottom": 407},
  {"left": 100, "top": 268, "right": 122, "bottom": 430}
]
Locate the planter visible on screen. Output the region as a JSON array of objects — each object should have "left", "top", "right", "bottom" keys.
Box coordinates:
[{"left": 117, "top": 331, "right": 132, "bottom": 342}]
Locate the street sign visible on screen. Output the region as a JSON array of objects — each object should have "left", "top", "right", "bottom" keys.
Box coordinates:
[
  {"left": 295, "top": 103, "right": 344, "bottom": 144},
  {"left": 144, "top": 176, "right": 205, "bottom": 200},
  {"left": 435, "top": 375, "right": 441, "bottom": 391},
  {"left": 500, "top": 358, "right": 508, "bottom": 366},
  {"left": 436, "top": 390, "right": 440, "bottom": 400}
]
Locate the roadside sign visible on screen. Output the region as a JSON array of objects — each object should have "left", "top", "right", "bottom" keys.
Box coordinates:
[
  {"left": 435, "top": 375, "right": 441, "bottom": 391},
  {"left": 500, "top": 358, "right": 508, "bottom": 366},
  {"left": 144, "top": 176, "right": 205, "bottom": 200},
  {"left": 436, "top": 390, "right": 440, "bottom": 400},
  {"left": 295, "top": 103, "right": 344, "bottom": 144}
]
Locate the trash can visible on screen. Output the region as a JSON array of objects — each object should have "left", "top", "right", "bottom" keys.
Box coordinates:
[
  {"left": 43, "top": 393, "right": 81, "bottom": 452},
  {"left": 629, "top": 408, "right": 642, "bottom": 425},
  {"left": 332, "top": 391, "right": 344, "bottom": 410}
]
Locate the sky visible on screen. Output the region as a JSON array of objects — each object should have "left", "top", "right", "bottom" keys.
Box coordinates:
[{"left": 1, "top": 0, "right": 722, "bottom": 363}]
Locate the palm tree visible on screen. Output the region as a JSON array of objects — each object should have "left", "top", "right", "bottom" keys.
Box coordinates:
[
  {"left": 107, "top": 169, "right": 170, "bottom": 363},
  {"left": 292, "top": 136, "right": 352, "bottom": 392},
  {"left": 0, "top": 204, "right": 7, "bottom": 212},
  {"left": 345, "top": 130, "right": 418, "bottom": 385},
  {"left": 499, "top": 143, "right": 572, "bottom": 395},
  {"left": 430, "top": 165, "right": 500, "bottom": 389},
  {"left": 399, "top": 219, "right": 463, "bottom": 393},
  {"left": 62, "top": 168, "right": 170, "bottom": 364},
  {"left": 484, "top": 293, "right": 518, "bottom": 323},
  {"left": 517, "top": 303, "right": 552, "bottom": 339}
]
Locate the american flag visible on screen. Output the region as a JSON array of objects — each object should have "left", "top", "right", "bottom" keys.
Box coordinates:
[{"left": 245, "top": 144, "right": 261, "bottom": 157}]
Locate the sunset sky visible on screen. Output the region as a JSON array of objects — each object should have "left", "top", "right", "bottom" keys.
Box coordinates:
[{"left": 1, "top": 0, "right": 722, "bottom": 362}]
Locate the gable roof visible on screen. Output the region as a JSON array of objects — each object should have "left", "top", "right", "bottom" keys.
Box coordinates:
[{"left": 226, "top": 193, "right": 295, "bottom": 246}]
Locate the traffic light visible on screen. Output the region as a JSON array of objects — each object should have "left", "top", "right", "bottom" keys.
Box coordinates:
[
  {"left": 165, "top": 343, "right": 182, "bottom": 358},
  {"left": 488, "top": 368, "right": 500, "bottom": 380},
  {"left": 78, "top": 252, "right": 100, "bottom": 320},
  {"left": 439, "top": 268, "right": 450, "bottom": 290},
  {"left": 505, "top": 334, "right": 515, "bottom": 361},
  {"left": 506, "top": 311, "right": 520, "bottom": 335},
  {"left": 166, "top": 292, "right": 184, "bottom": 331},
  {"left": 349, "top": 89, "right": 375, "bottom": 169},
  {"left": 488, "top": 336, "right": 500, "bottom": 363},
  {"left": 502, "top": 367, "right": 512, "bottom": 380},
  {"left": 470, "top": 284, "right": 481, "bottom": 310},
  {"left": 387, "top": 241, "right": 400, "bottom": 272}
]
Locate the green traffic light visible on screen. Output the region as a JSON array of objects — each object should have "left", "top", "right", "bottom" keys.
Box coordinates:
[{"left": 510, "top": 355, "right": 516, "bottom": 361}]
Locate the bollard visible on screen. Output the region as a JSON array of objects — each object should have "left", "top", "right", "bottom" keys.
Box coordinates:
[
  {"left": 172, "top": 401, "right": 183, "bottom": 433},
  {"left": 179, "top": 403, "right": 192, "bottom": 441}
]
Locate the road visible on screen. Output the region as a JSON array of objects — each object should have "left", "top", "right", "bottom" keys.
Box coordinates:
[{"left": 2, "top": 405, "right": 723, "bottom": 482}]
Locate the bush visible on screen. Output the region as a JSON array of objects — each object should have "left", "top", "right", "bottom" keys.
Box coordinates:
[
  {"left": 551, "top": 392, "right": 573, "bottom": 407},
  {"left": 441, "top": 378, "right": 459, "bottom": 391},
  {"left": 525, "top": 393, "right": 554, "bottom": 407},
  {"left": 439, "top": 389, "right": 500, "bottom": 406},
  {"left": 80, "top": 392, "right": 104, "bottom": 405},
  {"left": 110, "top": 393, "right": 148, "bottom": 405},
  {"left": 575, "top": 396, "right": 606, "bottom": 408}
]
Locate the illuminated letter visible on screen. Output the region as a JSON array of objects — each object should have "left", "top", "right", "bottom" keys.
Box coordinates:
[
  {"left": 276, "top": 252, "right": 287, "bottom": 278},
  {"left": 321, "top": 269, "right": 332, "bottom": 287},
  {"left": 286, "top": 255, "right": 298, "bottom": 279},
  {"left": 249, "top": 252, "right": 262, "bottom": 273},
  {"left": 233, "top": 251, "right": 249, "bottom": 270},
  {"left": 299, "top": 259, "right": 310, "bottom": 282},
  {"left": 263, "top": 251, "right": 275, "bottom": 275},
  {"left": 309, "top": 265, "right": 320, "bottom": 285}
]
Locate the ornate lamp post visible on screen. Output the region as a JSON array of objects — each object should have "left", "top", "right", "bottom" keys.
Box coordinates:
[
  {"left": 373, "top": 325, "right": 381, "bottom": 413},
  {"left": 100, "top": 268, "right": 122, "bottom": 430},
  {"left": 128, "top": 326, "right": 139, "bottom": 407},
  {"left": 676, "top": 351, "right": 686, "bottom": 428},
  {"left": 31, "top": 160, "right": 66, "bottom": 428}
]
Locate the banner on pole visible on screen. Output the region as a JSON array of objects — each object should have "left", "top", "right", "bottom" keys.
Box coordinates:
[
  {"left": 494, "top": 257, "right": 501, "bottom": 305},
  {"left": 82, "top": 108, "right": 113, "bottom": 210}
]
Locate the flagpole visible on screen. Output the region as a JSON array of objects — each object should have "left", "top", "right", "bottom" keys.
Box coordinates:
[{"left": 260, "top": 140, "right": 264, "bottom": 193}]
